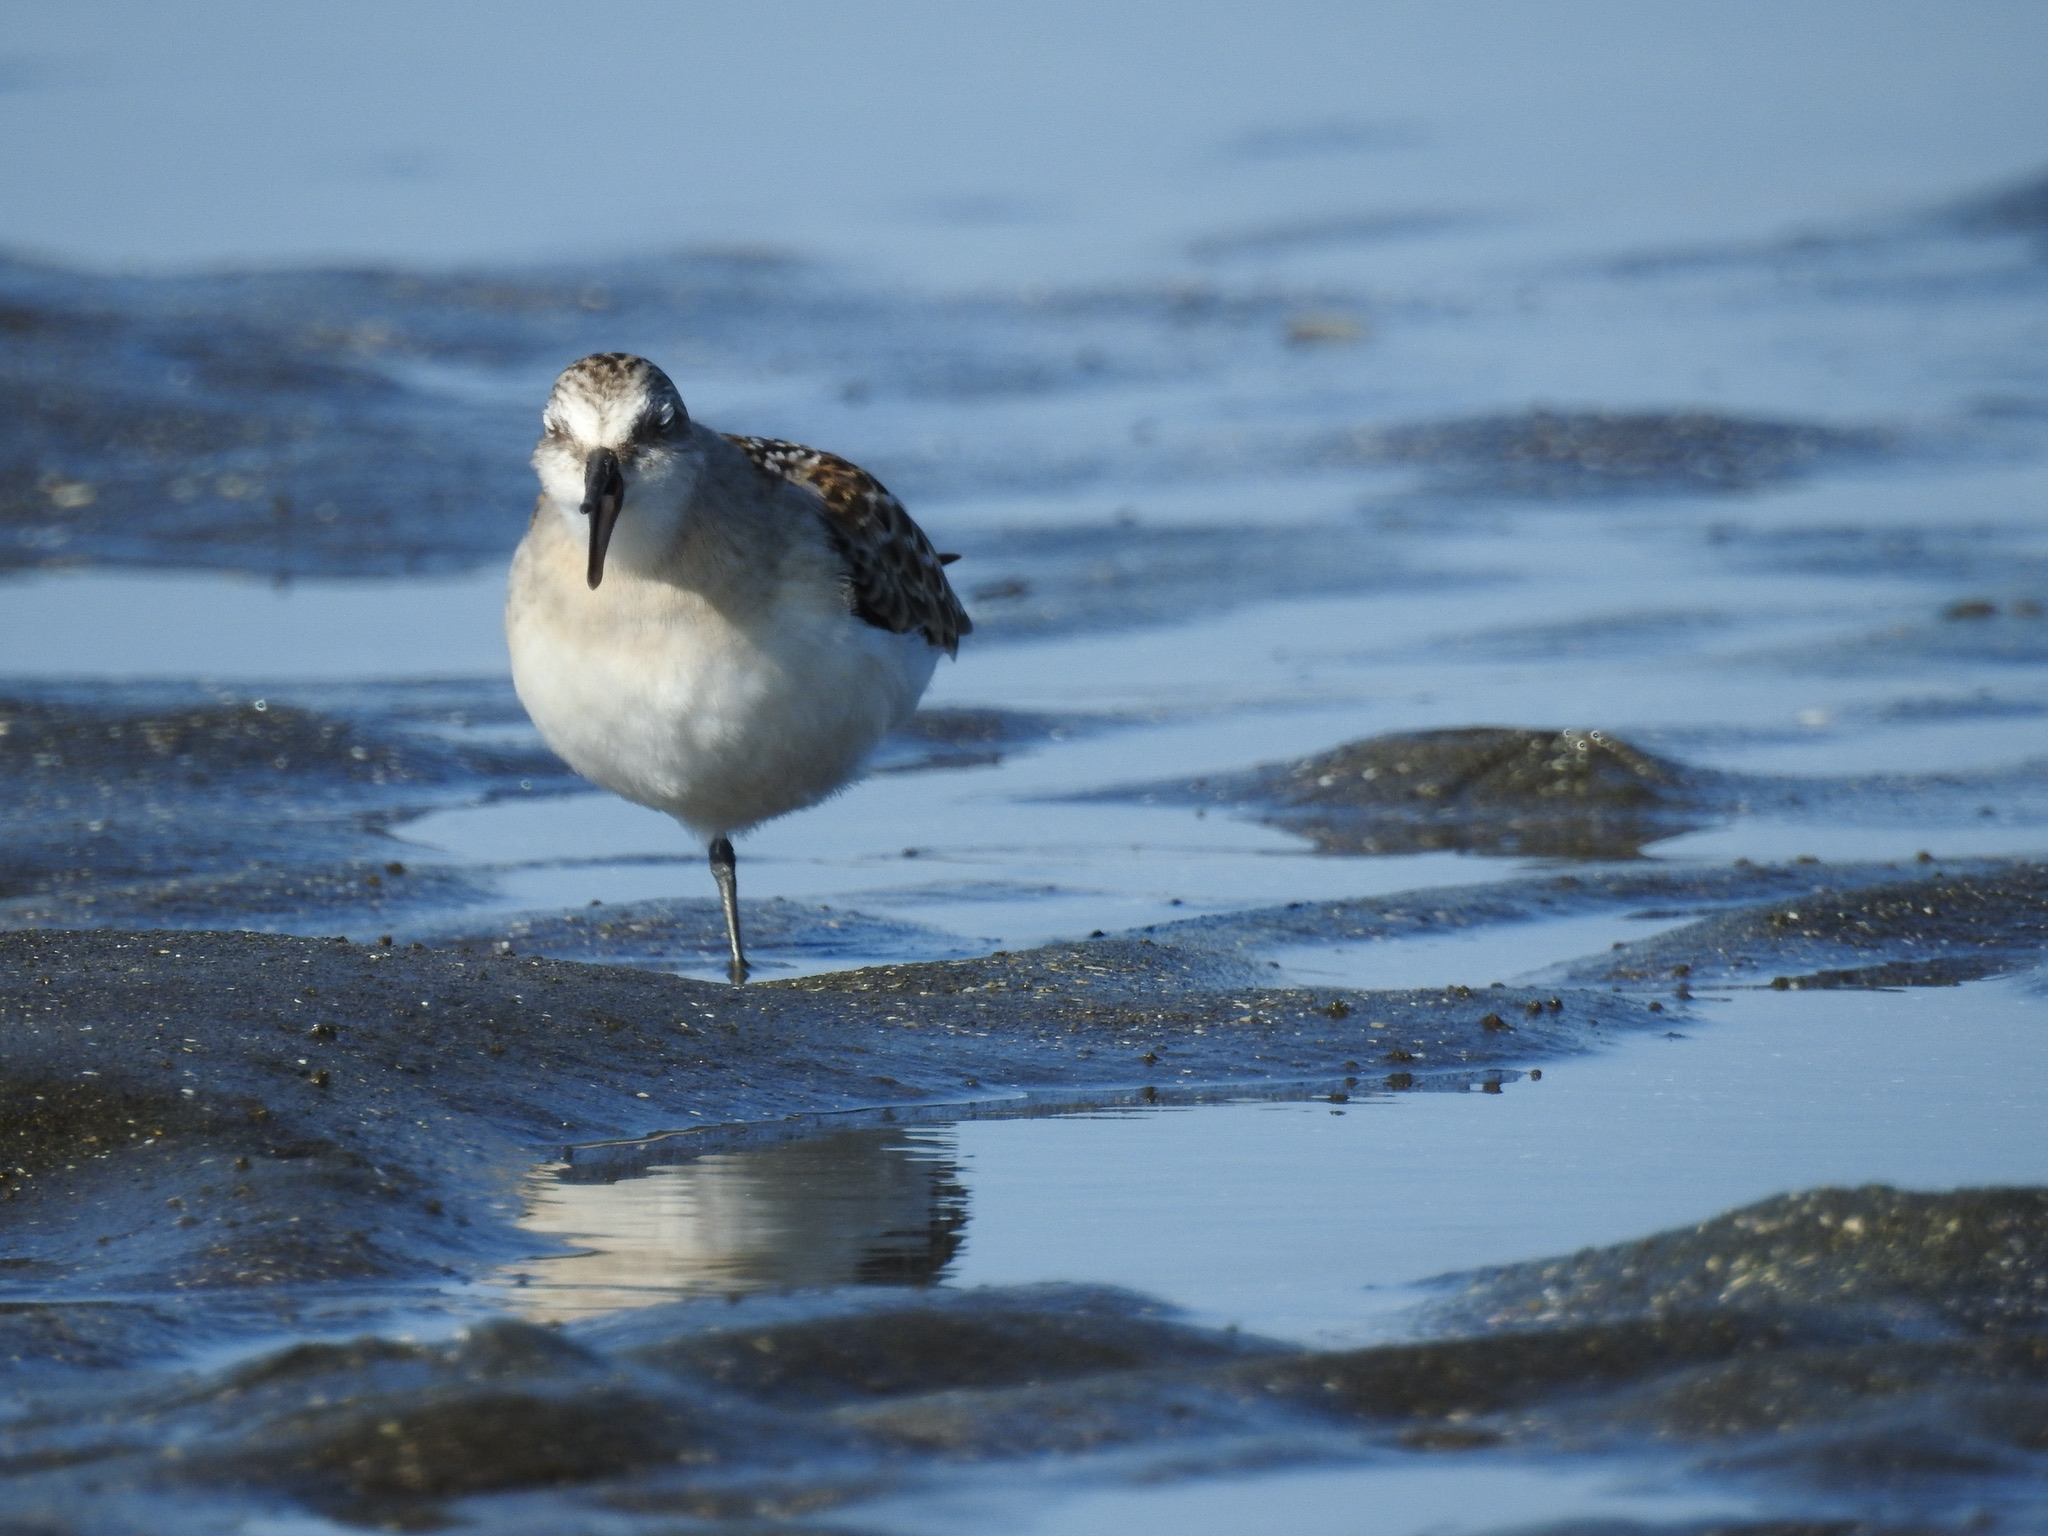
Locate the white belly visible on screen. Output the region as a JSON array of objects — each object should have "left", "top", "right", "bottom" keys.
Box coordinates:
[{"left": 508, "top": 565, "right": 938, "bottom": 840}]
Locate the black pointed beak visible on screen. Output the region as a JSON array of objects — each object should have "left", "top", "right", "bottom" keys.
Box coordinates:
[{"left": 581, "top": 447, "right": 625, "bottom": 589}]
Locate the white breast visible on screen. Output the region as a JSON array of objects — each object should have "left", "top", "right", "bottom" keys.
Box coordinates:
[{"left": 507, "top": 527, "right": 939, "bottom": 840}]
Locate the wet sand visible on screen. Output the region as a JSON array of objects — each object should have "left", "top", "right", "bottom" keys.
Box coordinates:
[
  {"left": 8, "top": 847, "right": 2041, "bottom": 1317},
  {"left": 5, "top": 917, "right": 2047, "bottom": 1533},
  {"left": 0, "top": 923, "right": 1650, "bottom": 1304}
]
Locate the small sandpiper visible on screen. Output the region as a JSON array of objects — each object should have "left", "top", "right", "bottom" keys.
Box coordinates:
[{"left": 506, "top": 353, "right": 970, "bottom": 982}]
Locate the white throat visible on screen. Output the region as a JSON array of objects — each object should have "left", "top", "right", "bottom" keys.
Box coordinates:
[{"left": 535, "top": 435, "right": 702, "bottom": 579}]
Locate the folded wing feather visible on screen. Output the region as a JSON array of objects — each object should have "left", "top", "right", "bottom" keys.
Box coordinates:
[{"left": 725, "top": 434, "right": 972, "bottom": 655}]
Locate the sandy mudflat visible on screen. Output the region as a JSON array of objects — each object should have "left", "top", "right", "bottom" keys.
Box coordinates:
[{"left": 1, "top": 925, "right": 1625, "bottom": 1300}]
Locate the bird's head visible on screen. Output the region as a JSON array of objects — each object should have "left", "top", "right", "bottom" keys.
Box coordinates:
[{"left": 532, "top": 353, "right": 695, "bottom": 589}]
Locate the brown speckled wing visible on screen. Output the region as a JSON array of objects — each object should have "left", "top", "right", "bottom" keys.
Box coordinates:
[{"left": 725, "top": 435, "right": 972, "bottom": 654}]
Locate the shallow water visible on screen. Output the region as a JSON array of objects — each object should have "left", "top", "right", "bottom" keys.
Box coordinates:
[
  {"left": 498, "top": 977, "right": 2048, "bottom": 1346},
  {"left": 9, "top": 462, "right": 2047, "bottom": 975},
  {"left": 0, "top": 566, "right": 510, "bottom": 680},
  {"left": 4, "top": 11, "right": 2048, "bottom": 1531},
  {"left": 878, "top": 1457, "right": 1749, "bottom": 1536}
]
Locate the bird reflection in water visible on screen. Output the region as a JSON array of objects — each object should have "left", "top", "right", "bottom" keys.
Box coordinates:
[{"left": 498, "top": 1127, "right": 968, "bottom": 1321}]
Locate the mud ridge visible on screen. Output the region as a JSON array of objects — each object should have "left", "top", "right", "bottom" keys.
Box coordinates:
[
  {"left": 1135, "top": 857, "right": 1991, "bottom": 967},
  {"left": 0, "top": 927, "right": 1661, "bottom": 1332},
  {"left": 1580, "top": 863, "right": 2048, "bottom": 990},
  {"left": 1085, "top": 725, "right": 1707, "bottom": 858},
  {"left": 1089, "top": 726, "right": 2048, "bottom": 859}
]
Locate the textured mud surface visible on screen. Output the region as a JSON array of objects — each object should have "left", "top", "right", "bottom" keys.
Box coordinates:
[
  {"left": 1096, "top": 727, "right": 2048, "bottom": 859},
  {"left": 1585, "top": 863, "right": 2048, "bottom": 990},
  {"left": 1145, "top": 858, "right": 1984, "bottom": 965},
  {"left": 0, "top": 689, "right": 1081, "bottom": 949},
  {"left": 5, "top": 870, "right": 2043, "bottom": 1536},
  {"left": 4, "top": 1157, "right": 2043, "bottom": 1532},
  {"left": 0, "top": 927, "right": 1645, "bottom": 1309},
  {"left": 1, "top": 859, "right": 2035, "bottom": 1316},
  {"left": 5, "top": 131, "right": 2048, "bottom": 1536},
  {"left": 1110, "top": 726, "right": 1707, "bottom": 857},
  {"left": 1434, "top": 1186, "right": 2048, "bottom": 1338},
  {"left": 0, "top": 682, "right": 571, "bottom": 932}
]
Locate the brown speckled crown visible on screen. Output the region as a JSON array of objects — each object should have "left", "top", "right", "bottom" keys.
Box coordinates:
[{"left": 545, "top": 353, "right": 688, "bottom": 436}]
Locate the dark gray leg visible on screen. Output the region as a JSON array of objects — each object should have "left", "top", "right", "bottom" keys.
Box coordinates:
[{"left": 709, "top": 836, "right": 749, "bottom": 984}]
